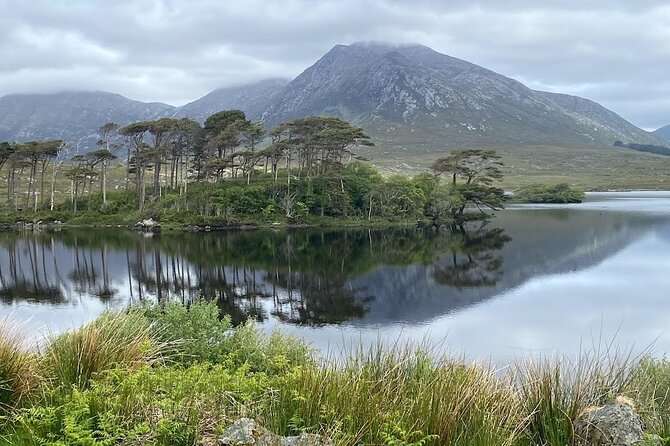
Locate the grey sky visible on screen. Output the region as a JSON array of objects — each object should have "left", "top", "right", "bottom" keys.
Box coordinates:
[{"left": 1, "top": 0, "right": 668, "bottom": 130}]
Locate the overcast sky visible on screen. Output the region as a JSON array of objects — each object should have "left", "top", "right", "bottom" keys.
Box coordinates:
[{"left": 1, "top": 0, "right": 669, "bottom": 130}]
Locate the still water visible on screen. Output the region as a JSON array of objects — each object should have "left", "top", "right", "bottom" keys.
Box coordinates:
[{"left": 1, "top": 192, "right": 669, "bottom": 362}]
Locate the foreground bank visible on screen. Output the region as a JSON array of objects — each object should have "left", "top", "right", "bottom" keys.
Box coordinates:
[{"left": 1, "top": 301, "right": 668, "bottom": 446}]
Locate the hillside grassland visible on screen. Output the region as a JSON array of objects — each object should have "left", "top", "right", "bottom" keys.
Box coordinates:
[
  {"left": 364, "top": 145, "right": 670, "bottom": 190},
  {"left": 1, "top": 301, "right": 669, "bottom": 446}
]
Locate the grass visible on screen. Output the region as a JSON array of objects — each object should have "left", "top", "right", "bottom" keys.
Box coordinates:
[
  {"left": 0, "top": 322, "right": 40, "bottom": 416},
  {"left": 41, "top": 311, "right": 162, "bottom": 389},
  {"left": 368, "top": 145, "right": 670, "bottom": 191},
  {"left": 1, "top": 301, "right": 670, "bottom": 445}
]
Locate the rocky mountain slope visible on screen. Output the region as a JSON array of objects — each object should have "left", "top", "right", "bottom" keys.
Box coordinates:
[
  {"left": 260, "top": 43, "right": 667, "bottom": 152},
  {"left": 173, "top": 79, "right": 287, "bottom": 123},
  {"left": 534, "top": 91, "right": 665, "bottom": 146},
  {"left": 654, "top": 124, "right": 670, "bottom": 141}
]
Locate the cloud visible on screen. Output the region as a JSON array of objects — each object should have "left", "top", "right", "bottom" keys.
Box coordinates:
[{"left": 0, "top": 0, "right": 668, "bottom": 129}]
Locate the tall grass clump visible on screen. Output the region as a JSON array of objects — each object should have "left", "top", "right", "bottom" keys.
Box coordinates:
[
  {"left": 42, "top": 311, "right": 161, "bottom": 389},
  {"left": 631, "top": 357, "right": 670, "bottom": 439},
  {"left": 514, "top": 350, "right": 635, "bottom": 446},
  {"left": 263, "top": 342, "right": 521, "bottom": 445},
  {"left": 0, "top": 323, "right": 40, "bottom": 415}
]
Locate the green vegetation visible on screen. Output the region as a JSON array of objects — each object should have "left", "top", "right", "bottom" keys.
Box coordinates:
[
  {"left": 513, "top": 183, "right": 585, "bottom": 203},
  {"left": 0, "top": 114, "right": 507, "bottom": 228},
  {"left": 0, "top": 324, "right": 39, "bottom": 416},
  {"left": 1, "top": 302, "right": 669, "bottom": 445}
]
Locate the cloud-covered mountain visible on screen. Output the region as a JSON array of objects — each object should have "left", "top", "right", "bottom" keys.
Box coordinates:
[
  {"left": 259, "top": 43, "right": 667, "bottom": 152},
  {"left": 0, "top": 92, "right": 174, "bottom": 148},
  {"left": 0, "top": 42, "right": 665, "bottom": 155}
]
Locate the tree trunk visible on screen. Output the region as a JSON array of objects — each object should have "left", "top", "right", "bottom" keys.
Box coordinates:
[
  {"left": 73, "top": 183, "right": 78, "bottom": 213},
  {"left": 29, "top": 161, "right": 37, "bottom": 212},
  {"left": 101, "top": 160, "right": 107, "bottom": 206},
  {"left": 40, "top": 161, "right": 47, "bottom": 208},
  {"left": 49, "top": 163, "right": 61, "bottom": 211}
]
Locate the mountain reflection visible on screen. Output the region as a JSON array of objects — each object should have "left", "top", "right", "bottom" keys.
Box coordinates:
[{"left": 0, "top": 224, "right": 510, "bottom": 326}]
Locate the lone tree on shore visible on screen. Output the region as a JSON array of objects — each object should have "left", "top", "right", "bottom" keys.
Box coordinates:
[{"left": 430, "top": 149, "right": 505, "bottom": 221}]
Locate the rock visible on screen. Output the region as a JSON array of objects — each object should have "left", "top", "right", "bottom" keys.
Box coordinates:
[
  {"left": 184, "top": 224, "right": 203, "bottom": 232},
  {"left": 573, "top": 396, "right": 647, "bottom": 446},
  {"left": 220, "top": 418, "right": 267, "bottom": 445},
  {"left": 280, "top": 434, "right": 334, "bottom": 446},
  {"left": 134, "top": 218, "right": 161, "bottom": 232},
  {"left": 136, "top": 218, "right": 159, "bottom": 228},
  {"left": 219, "top": 419, "right": 332, "bottom": 446}
]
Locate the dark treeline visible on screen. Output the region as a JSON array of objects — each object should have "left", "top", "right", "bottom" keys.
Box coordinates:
[
  {"left": 614, "top": 140, "right": 670, "bottom": 156},
  {"left": 0, "top": 111, "right": 505, "bottom": 226}
]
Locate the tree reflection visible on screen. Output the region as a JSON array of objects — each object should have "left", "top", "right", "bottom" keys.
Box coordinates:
[
  {"left": 0, "top": 236, "right": 65, "bottom": 304},
  {"left": 0, "top": 224, "right": 510, "bottom": 325},
  {"left": 432, "top": 223, "right": 511, "bottom": 288}
]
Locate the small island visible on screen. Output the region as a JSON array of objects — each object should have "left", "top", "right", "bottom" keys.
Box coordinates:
[
  {"left": 514, "top": 183, "right": 585, "bottom": 204},
  {"left": 0, "top": 114, "right": 507, "bottom": 231}
]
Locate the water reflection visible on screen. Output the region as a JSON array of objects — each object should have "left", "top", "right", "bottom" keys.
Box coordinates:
[
  {"left": 1, "top": 197, "right": 669, "bottom": 360},
  {"left": 0, "top": 225, "right": 512, "bottom": 328}
]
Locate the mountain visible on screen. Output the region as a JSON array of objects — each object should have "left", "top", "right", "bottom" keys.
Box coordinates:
[
  {"left": 0, "top": 91, "right": 174, "bottom": 148},
  {"left": 0, "top": 42, "right": 665, "bottom": 156},
  {"left": 174, "top": 79, "right": 288, "bottom": 123},
  {"left": 260, "top": 42, "right": 667, "bottom": 152},
  {"left": 654, "top": 124, "right": 670, "bottom": 141}
]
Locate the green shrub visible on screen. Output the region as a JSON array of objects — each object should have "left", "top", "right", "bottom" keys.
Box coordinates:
[
  {"left": 514, "top": 183, "right": 585, "bottom": 203},
  {"left": 143, "top": 301, "right": 313, "bottom": 373},
  {"left": 12, "top": 363, "right": 272, "bottom": 446},
  {"left": 143, "top": 301, "right": 232, "bottom": 365}
]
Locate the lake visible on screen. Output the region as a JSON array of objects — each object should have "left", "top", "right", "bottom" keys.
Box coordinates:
[{"left": 1, "top": 191, "right": 669, "bottom": 362}]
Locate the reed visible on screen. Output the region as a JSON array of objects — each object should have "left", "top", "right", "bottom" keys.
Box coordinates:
[
  {"left": 41, "top": 311, "right": 162, "bottom": 389},
  {"left": 0, "top": 322, "right": 40, "bottom": 414},
  {"left": 263, "top": 342, "right": 521, "bottom": 445}
]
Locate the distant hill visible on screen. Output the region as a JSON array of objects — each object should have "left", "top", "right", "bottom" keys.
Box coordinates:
[
  {"left": 0, "top": 42, "right": 665, "bottom": 157},
  {"left": 0, "top": 92, "right": 174, "bottom": 149},
  {"left": 654, "top": 124, "right": 670, "bottom": 141},
  {"left": 173, "top": 79, "right": 288, "bottom": 123}
]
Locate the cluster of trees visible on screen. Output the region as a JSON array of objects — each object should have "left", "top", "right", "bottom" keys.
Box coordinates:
[
  {"left": 0, "top": 111, "right": 506, "bottom": 225},
  {"left": 169, "top": 147, "right": 504, "bottom": 225},
  {"left": 0, "top": 140, "right": 66, "bottom": 212}
]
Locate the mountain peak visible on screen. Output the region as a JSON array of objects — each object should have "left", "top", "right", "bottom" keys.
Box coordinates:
[{"left": 260, "top": 42, "right": 666, "bottom": 151}]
